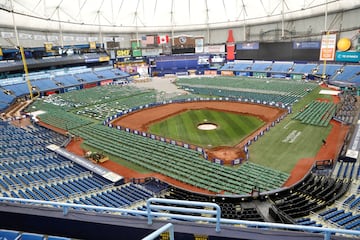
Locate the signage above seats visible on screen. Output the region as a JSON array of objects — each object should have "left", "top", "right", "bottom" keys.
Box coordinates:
[
  {"left": 116, "top": 49, "right": 131, "bottom": 57},
  {"left": 293, "top": 41, "right": 321, "bottom": 49},
  {"left": 173, "top": 35, "right": 195, "bottom": 48},
  {"left": 319, "top": 33, "right": 337, "bottom": 61},
  {"left": 335, "top": 51, "right": 360, "bottom": 62},
  {"left": 236, "top": 42, "right": 259, "bottom": 50}
]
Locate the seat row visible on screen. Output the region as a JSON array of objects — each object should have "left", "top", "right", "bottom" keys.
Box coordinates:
[{"left": 72, "top": 124, "right": 288, "bottom": 195}]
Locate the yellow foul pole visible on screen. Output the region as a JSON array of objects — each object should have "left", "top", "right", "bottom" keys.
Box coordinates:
[
  {"left": 19, "top": 46, "right": 33, "bottom": 100},
  {"left": 322, "top": 31, "right": 329, "bottom": 80}
]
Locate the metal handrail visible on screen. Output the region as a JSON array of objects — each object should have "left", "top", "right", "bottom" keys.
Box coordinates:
[
  {"left": 0, "top": 197, "right": 360, "bottom": 240},
  {"left": 146, "top": 197, "right": 221, "bottom": 232},
  {"left": 141, "top": 223, "right": 174, "bottom": 240}
]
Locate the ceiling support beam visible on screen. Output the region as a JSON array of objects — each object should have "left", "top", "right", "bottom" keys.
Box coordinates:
[
  {"left": 281, "top": 0, "right": 285, "bottom": 39},
  {"left": 205, "top": 0, "right": 210, "bottom": 44},
  {"left": 97, "top": 11, "right": 103, "bottom": 45},
  {"left": 57, "top": 6, "right": 64, "bottom": 48},
  {"left": 171, "top": 0, "right": 175, "bottom": 45},
  {"left": 324, "top": 0, "right": 328, "bottom": 32},
  {"left": 10, "top": 0, "right": 20, "bottom": 47}
]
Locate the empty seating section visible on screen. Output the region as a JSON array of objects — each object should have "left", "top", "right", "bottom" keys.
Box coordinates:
[
  {"left": 221, "top": 61, "right": 252, "bottom": 71},
  {"left": 0, "top": 90, "right": 15, "bottom": 104},
  {"left": 220, "top": 62, "right": 358, "bottom": 82},
  {"left": 251, "top": 61, "right": 272, "bottom": 71},
  {"left": 54, "top": 75, "right": 80, "bottom": 87},
  {"left": 31, "top": 78, "right": 59, "bottom": 91},
  {"left": 293, "top": 100, "right": 336, "bottom": 127},
  {"left": 74, "top": 72, "right": 100, "bottom": 82},
  {"left": 317, "top": 206, "right": 360, "bottom": 230},
  {"left": 331, "top": 65, "right": 360, "bottom": 82},
  {"left": 343, "top": 194, "right": 360, "bottom": 210},
  {"left": 0, "top": 121, "right": 162, "bottom": 211},
  {"left": 71, "top": 124, "right": 289, "bottom": 194},
  {"left": 334, "top": 91, "right": 357, "bottom": 124},
  {"left": 3, "top": 83, "right": 30, "bottom": 96},
  {"left": 0, "top": 90, "right": 15, "bottom": 110},
  {"left": 316, "top": 64, "right": 342, "bottom": 76},
  {"left": 0, "top": 66, "right": 129, "bottom": 105},
  {"left": 153, "top": 55, "right": 199, "bottom": 74},
  {"left": 270, "top": 62, "right": 293, "bottom": 73},
  {"left": 94, "top": 69, "right": 118, "bottom": 79},
  {"left": 74, "top": 184, "right": 154, "bottom": 208},
  {"left": 335, "top": 161, "right": 356, "bottom": 179},
  {"left": 37, "top": 110, "right": 93, "bottom": 130},
  {"left": 271, "top": 174, "right": 349, "bottom": 219},
  {"left": 177, "top": 76, "right": 317, "bottom": 106},
  {"left": 27, "top": 101, "right": 93, "bottom": 130},
  {"left": 296, "top": 218, "right": 322, "bottom": 228},
  {"left": 292, "top": 63, "right": 317, "bottom": 74},
  {"left": 0, "top": 102, "right": 8, "bottom": 111},
  {"left": 185, "top": 87, "right": 300, "bottom": 106},
  {"left": 141, "top": 178, "right": 169, "bottom": 194},
  {"left": 28, "top": 85, "right": 157, "bottom": 121}
]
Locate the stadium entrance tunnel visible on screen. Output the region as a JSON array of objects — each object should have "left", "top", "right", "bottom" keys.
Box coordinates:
[{"left": 197, "top": 122, "right": 218, "bottom": 131}]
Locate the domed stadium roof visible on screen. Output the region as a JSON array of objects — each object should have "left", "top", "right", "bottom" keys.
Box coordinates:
[{"left": 0, "top": 0, "right": 358, "bottom": 33}]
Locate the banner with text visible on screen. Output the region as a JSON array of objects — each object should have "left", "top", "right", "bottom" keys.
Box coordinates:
[{"left": 319, "top": 34, "right": 337, "bottom": 61}]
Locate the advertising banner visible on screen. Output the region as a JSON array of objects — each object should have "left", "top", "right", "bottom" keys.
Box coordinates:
[
  {"left": 204, "top": 44, "right": 225, "bottom": 53},
  {"left": 319, "top": 34, "right": 337, "bottom": 61},
  {"left": 293, "top": 41, "right": 320, "bottom": 49},
  {"left": 195, "top": 38, "right": 204, "bottom": 53},
  {"left": 236, "top": 42, "right": 259, "bottom": 50},
  {"left": 335, "top": 51, "right": 360, "bottom": 62}
]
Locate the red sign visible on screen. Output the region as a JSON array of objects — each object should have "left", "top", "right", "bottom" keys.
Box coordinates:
[
  {"left": 83, "top": 83, "right": 97, "bottom": 89},
  {"left": 100, "top": 80, "right": 113, "bottom": 86}
]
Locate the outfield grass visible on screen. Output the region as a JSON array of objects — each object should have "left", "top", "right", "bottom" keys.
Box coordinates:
[
  {"left": 248, "top": 86, "right": 333, "bottom": 173},
  {"left": 148, "top": 109, "right": 264, "bottom": 148}
]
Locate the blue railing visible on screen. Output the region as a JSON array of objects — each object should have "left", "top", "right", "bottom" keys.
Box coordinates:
[{"left": 0, "top": 197, "right": 360, "bottom": 240}]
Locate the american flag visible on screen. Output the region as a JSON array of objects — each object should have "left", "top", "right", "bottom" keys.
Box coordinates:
[{"left": 141, "top": 35, "right": 155, "bottom": 47}]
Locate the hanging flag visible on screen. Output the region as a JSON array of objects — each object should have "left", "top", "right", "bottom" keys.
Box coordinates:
[
  {"left": 157, "top": 35, "right": 169, "bottom": 45},
  {"left": 141, "top": 35, "right": 155, "bottom": 47}
]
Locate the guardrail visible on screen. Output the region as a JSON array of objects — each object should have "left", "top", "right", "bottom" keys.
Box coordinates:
[
  {"left": 1, "top": 197, "right": 360, "bottom": 240},
  {"left": 146, "top": 197, "right": 221, "bottom": 232},
  {"left": 142, "top": 223, "right": 174, "bottom": 240}
]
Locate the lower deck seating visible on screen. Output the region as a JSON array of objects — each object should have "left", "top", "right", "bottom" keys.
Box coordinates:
[{"left": 270, "top": 174, "right": 350, "bottom": 219}]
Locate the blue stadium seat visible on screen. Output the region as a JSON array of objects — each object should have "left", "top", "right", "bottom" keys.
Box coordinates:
[
  {"left": 343, "top": 194, "right": 355, "bottom": 205},
  {"left": 19, "top": 232, "right": 44, "bottom": 240},
  {"left": 47, "top": 236, "right": 71, "bottom": 240},
  {"left": 0, "top": 229, "right": 20, "bottom": 240}
]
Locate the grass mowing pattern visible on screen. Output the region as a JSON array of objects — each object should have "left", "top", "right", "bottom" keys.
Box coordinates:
[
  {"left": 148, "top": 109, "right": 264, "bottom": 148},
  {"left": 249, "top": 87, "right": 333, "bottom": 173}
]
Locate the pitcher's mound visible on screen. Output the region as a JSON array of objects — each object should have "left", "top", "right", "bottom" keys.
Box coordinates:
[{"left": 207, "top": 146, "right": 246, "bottom": 164}]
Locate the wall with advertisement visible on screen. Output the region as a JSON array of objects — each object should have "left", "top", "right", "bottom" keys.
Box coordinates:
[
  {"left": 203, "top": 45, "right": 225, "bottom": 54},
  {"left": 83, "top": 82, "right": 98, "bottom": 89},
  {"left": 116, "top": 49, "right": 131, "bottom": 58},
  {"left": 142, "top": 48, "right": 162, "bottom": 57},
  {"left": 100, "top": 80, "right": 113, "bottom": 85},
  {"left": 115, "top": 62, "right": 149, "bottom": 76},
  {"left": 63, "top": 86, "right": 80, "bottom": 93},
  {"left": 335, "top": 51, "right": 360, "bottom": 62}
]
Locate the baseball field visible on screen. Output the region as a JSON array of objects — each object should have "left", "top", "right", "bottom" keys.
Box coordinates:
[{"left": 148, "top": 109, "right": 264, "bottom": 148}]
